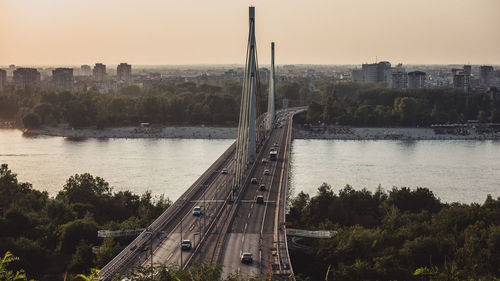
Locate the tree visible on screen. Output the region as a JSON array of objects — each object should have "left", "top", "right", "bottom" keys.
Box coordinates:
[
  {"left": 76, "top": 268, "right": 100, "bottom": 281},
  {"left": 58, "top": 219, "right": 98, "bottom": 255},
  {"left": 69, "top": 240, "right": 93, "bottom": 273},
  {"left": 0, "top": 251, "right": 33, "bottom": 281},
  {"left": 33, "top": 103, "right": 55, "bottom": 125},
  {"left": 22, "top": 112, "right": 41, "bottom": 129},
  {"left": 477, "top": 110, "right": 488, "bottom": 123},
  {"left": 94, "top": 237, "right": 120, "bottom": 268},
  {"left": 63, "top": 100, "right": 88, "bottom": 127},
  {"left": 119, "top": 85, "right": 142, "bottom": 96}
]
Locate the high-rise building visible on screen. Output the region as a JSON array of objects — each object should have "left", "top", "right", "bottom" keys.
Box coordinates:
[
  {"left": 362, "top": 61, "right": 391, "bottom": 84},
  {"left": 377, "top": 61, "right": 391, "bottom": 82},
  {"left": 13, "top": 68, "right": 40, "bottom": 89},
  {"left": 479, "top": 65, "right": 494, "bottom": 87},
  {"left": 8, "top": 65, "right": 16, "bottom": 76},
  {"left": 81, "top": 65, "right": 91, "bottom": 76},
  {"left": 408, "top": 71, "right": 426, "bottom": 89},
  {"left": 117, "top": 63, "right": 132, "bottom": 83},
  {"left": 52, "top": 68, "right": 74, "bottom": 92},
  {"left": 463, "top": 65, "right": 472, "bottom": 76},
  {"left": 453, "top": 71, "right": 470, "bottom": 91},
  {"left": 93, "top": 63, "right": 106, "bottom": 81},
  {"left": 390, "top": 69, "right": 408, "bottom": 89},
  {"left": 362, "top": 63, "right": 379, "bottom": 82},
  {"left": 0, "top": 69, "right": 6, "bottom": 91}
]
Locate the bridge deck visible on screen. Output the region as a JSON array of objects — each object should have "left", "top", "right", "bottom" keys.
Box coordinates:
[{"left": 97, "top": 108, "right": 304, "bottom": 280}]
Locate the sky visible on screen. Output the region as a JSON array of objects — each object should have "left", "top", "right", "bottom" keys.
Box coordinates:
[{"left": 1, "top": 0, "right": 500, "bottom": 66}]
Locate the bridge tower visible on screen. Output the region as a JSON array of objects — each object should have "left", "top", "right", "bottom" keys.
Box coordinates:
[
  {"left": 234, "top": 6, "right": 260, "bottom": 194},
  {"left": 267, "top": 42, "right": 276, "bottom": 131}
]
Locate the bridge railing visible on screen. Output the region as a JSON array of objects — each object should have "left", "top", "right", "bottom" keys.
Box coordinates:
[{"left": 274, "top": 108, "right": 306, "bottom": 278}]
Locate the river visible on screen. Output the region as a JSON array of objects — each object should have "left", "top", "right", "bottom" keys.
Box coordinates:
[{"left": 1, "top": 130, "right": 499, "bottom": 203}]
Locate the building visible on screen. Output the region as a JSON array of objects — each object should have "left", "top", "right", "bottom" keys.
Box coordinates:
[
  {"left": 81, "top": 65, "right": 91, "bottom": 76},
  {"left": 362, "top": 61, "right": 391, "bottom": 84},
  {"left": 52, "top": 68, "right": 74, "bottom": 91},
  {"left": 408, "top": 71, "right": 426, "bottom": 89},
  {"left": 479, "top": 65, "right": 494, "bottom": 87},
  {"left": 351, "top": 69, "right": 363, "bottom": 81},
  {"left": 453, "top": 71, "right": 470, "bottom": 91},
  {"left": 488, "top": 87, "right": 500, "bottom": 102},
  {"left": 13, "top": 68, "right": 40, "bottom": 89},
  {"left": 463, "top": 65, "right": 472, "bottom": 76},
  {"left": 390, "top": 69, "right": 408, "bottom": 89},
  {"left": 362, "top": 63, "right": 378, "bottom": 82},
  {"left": 117, "top": 63, "right": 132, "bottom": 83},
  {"left": 93, "top": 63, "right": 106, "bottom": 81},
  {"left": 259, "top": 68, "right": 270, "bottom": 84},
  {"left": 0, "top": 69, "right": 6, "bottom": 91}
]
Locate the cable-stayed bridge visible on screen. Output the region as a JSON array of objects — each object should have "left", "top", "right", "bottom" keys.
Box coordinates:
[{"left": 97, "top": 7, "right": 305, "bottom": 280}]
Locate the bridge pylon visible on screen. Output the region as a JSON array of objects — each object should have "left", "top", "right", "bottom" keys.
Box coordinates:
[
  {"left": 234, "top": 6, "right": 260, "bottom": 192},
  {"left": 267, "top": 42, "right": 276, "bottom": 131}
]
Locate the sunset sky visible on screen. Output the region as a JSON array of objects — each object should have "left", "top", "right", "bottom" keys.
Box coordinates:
[{"left": 1, "top": 0, "right": 499, "bottom": 66}]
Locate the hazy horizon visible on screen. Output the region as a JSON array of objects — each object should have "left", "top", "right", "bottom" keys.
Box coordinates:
[{"left": 1, "top": 0, "right": 500, "bottom": 66}]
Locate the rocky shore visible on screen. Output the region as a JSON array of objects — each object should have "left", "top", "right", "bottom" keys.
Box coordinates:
[
  {"left": 293, "top": 126, "right": 500, "bottom": 140},
  {"left": 26, "top": 125, "right": 500, "bottom": 140},
  {"left": 28, "top": 126, "right": 238, "bottom": 139}
]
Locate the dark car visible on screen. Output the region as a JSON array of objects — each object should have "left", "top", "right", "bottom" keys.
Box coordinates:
[
  {"left": 251, "top": 177, "right": 258, "bottom": 184},
  {"left": 259, "top": 184, "right": 266, "bottom": 191},
  {"left": 256, "top": 195, "right": 264, "bottom": 204},
  {"left": 241, "top": 252, "right": 253, "bottom": 263},
  {"left": 181, "top": 240, "right": 192, "bottom": 250}
]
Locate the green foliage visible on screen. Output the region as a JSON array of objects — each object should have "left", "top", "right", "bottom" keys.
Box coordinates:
[
  {"left": 1, "top": 79, "right": 315, "bottom": 128},
  {"left": 22, "top": 112, "right": 41, "bottom": 129},
  {"left": 0, "top": 251, "right": 35, "bottom": 281},
  {"left": 76, "top": 268, "right": 100, "bottom": 281},
  {"left": 302, "top": 82, "right": 498, "bottom": 126},
  {"left": 289, "top": 184, "right": 500, "bottom": 280},
  {"left": 0, "top": 164, "right": 170, "bottom": 281},
  {"left": 94, "top": 238, "right": 120, "bottom": 268}
]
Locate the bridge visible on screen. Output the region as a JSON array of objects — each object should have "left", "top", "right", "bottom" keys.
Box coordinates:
[{"left": 97, "top": 7, "right": 304, "bottom": 280}]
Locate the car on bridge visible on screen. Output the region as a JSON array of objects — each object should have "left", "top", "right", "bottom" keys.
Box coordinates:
[
  {"left": 259, "top": 184, "right": 266, "bottom": 191},
  {"left": 181, "top": 240, "right": 192, "bottom": 250},
  {"left": 193, "top": 206, "right": 201, "bottom": 216},
  {"left": 240, "top": 252, "right": 253, "bottom": 263},
  {"left": 251, "top": 177, "right": 258, "bottom": 184},
  {"left": 221, "top": 168, "right": 228, "bottom": 174},
  {"left": 261, "top": 158, "right": 268, "bottom": 163},
  {"left": 264, "top": 169, "right": 270, "bottom": 175},
  {"left": 256, "top": 195, "right": 264, "bottom": 204}
]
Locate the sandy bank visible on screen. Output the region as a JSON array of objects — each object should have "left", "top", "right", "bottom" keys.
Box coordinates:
[
  {"left": 293, "top": 126, "right": 500, "bottom": 140},
  {"left": 29, "top": 126, "right": 238, "bottom": 139}
]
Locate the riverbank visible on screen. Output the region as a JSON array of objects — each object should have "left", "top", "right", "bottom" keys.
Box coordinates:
[
  {"left": 23, "top": 125, "right": 500, "bottom": 140},
  {"left": 28, "top": 126, "right": 237, "bottom": 139},
  {"left": 293, "top": 126, "right": 500, "bottom": 140}
]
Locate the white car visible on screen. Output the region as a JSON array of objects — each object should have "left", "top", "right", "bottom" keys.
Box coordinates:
[
  {"left": 193, "top": 206, "right": 201, "bottom": 216},
  {"left": 221, "top": 168, "right": 228, "bottom": 174},
  {"left": 264, "top": 169, "right": 270, "bottom": 175}
]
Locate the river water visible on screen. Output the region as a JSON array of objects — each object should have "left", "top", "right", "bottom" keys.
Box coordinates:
[{"left": 1, "top": 130, "right": 499, "bottom": 203}]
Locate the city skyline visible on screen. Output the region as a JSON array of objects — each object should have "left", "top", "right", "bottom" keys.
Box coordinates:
[{"left": 1, "top": 0, "right": 500, "bottom": 65}]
